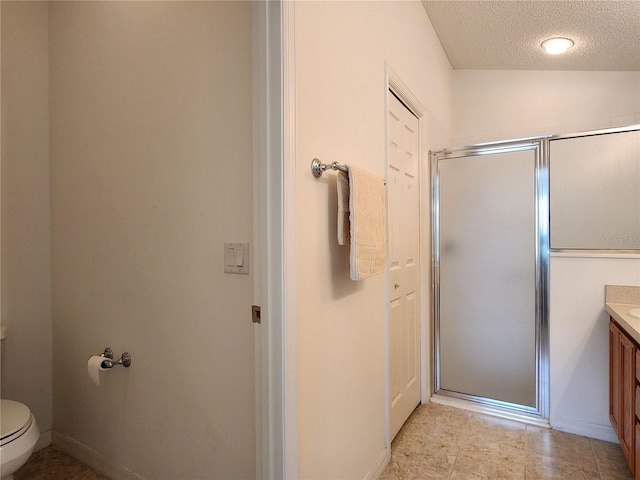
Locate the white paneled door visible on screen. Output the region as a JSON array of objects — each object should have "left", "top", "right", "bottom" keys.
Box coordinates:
[{"left": 387, "top": 91, "right": 421, "bottom": 440}]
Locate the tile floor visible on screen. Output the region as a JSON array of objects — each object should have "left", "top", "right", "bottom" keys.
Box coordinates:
[
  {"left": 381, "top": 402, "right": 633, "bottom": 480},
  {"left": 14, "top": 445, "right": 108, "bottom": 480},
  {"left": 12, "top": 403, "right": 634, "bottom": 480}
]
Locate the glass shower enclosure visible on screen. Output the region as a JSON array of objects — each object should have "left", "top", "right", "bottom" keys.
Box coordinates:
[{"left": 431, "top": 139, "right": 549, "bottom": 422}]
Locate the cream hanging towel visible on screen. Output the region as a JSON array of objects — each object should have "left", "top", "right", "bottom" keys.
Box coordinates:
[{"left": 336, "top": 165, "right": 386, "bottom": 280}]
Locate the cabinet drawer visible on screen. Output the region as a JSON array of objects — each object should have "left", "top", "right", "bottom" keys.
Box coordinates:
[
  {"left": 636, "top": 386, "right": 640, "bottom": 421},
  {"left": 636, "top": 349, "right": 640, "bottom": 382}
]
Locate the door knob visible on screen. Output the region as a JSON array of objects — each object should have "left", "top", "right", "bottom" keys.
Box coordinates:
[{"left": 394, "top": 282, "right": 400, "bottom": 289}]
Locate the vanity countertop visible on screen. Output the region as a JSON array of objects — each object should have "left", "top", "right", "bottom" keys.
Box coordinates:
[{"left": 607, "top": 303, "right": 640, "bottom": 345}]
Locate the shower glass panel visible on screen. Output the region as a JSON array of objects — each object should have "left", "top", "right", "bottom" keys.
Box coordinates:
[
  {"left": 550, "top": 129, "right": 640, "bottom": 250},
  {"left": 434, "top": 143, "right": 546, "bottom": 416}
]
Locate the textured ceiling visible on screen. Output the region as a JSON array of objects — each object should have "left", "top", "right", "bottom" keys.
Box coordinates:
[{"left": 421, "top": 1, "right": 640, "bottom": 71}]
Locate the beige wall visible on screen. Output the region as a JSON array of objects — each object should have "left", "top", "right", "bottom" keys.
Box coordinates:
[
  {"left": 294, "top": 2, "right": 452, "bottom": 478},
  {"left": 48, "top": 2, "right": 255, "bottom": 478},
  {"left": 1, "top": 1, "right": 53, "bottom": 446},
  {"left": 453, "top": 70, "right": 640, "bottom": 145}
]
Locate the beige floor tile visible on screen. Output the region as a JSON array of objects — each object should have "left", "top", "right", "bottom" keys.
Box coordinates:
[
  {"left": 524, "top": 452, "right": 601, "bottom": 480},
  {"left": 467, "top": 412, "right": 528, "bottom": 432},
  {"left": 395, "top": 421, "right": 461, "bottom": 455},
  {"left": 385, "top": 452, "right": 454, "bottom": 480},
  {"left": 381, "top": 402, "right": 634, "bottom": 480},
  {"left": 525, "top": 425, "right": 598, "bottom": 470},
  {"left": 14, "top": 446, "right": 108, "bottom": 480},
  {"left": 597, "top": 473, "right": 635, "bottom": 480},
  {"left": 450, "top": 444, "right": 526, "bottom": 480},
  {"left": 458, "top": 413, "right": 527, "bottom": 451},
  {"left": 590, "top": 438, "right": 634, "bottom": 479},
  {"left": 380, "top": 465, "right": 395, "bottom": 480},
  {"left": 449, "top": 472, "right": 489, "bottom": 480},
  {"left": 410, "top": 402, "right": 472, "bottom": 434}
]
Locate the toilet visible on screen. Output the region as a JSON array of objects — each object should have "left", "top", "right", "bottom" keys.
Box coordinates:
[
  {"left": 0, "top": 400, "right": 40, "bottom": 480},
  {"left": 0, "top": 327, "right": 40, "bottom": 480}
]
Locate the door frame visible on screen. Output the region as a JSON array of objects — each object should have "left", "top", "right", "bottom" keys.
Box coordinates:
[
  {"left": 384, "top": 64, "right": 429, "bottom": 449},
  {"left": 252, "top": 1, "right": 297, "bottom": 478},
  {"left": 255, "top": 14, "right": 436, "bottom": 476},
  {"left": 430, "top": 138, "right": 550, "bottom": 425}
]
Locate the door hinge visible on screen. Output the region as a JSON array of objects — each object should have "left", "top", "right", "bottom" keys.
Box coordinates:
[{"left": 252, "top": 305, "right": 262, "bottom": 324}]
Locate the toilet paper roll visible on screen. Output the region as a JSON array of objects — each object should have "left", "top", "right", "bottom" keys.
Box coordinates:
[{"left": 87, "top": 355, "right": 110, "bottom": 386}]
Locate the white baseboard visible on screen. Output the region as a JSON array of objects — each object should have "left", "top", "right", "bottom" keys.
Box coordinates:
[
  {"left": 550, "top": 415, "right": 618, "bottom": 443},
  {"left": 52, "top": 431, "right": 144, "bottom": 480},
  {"left": 34, "top": 430, "right": 52, "bottom": 451},
  {"left": 365, "top": 448, "right": 390, "bottom": 480}
]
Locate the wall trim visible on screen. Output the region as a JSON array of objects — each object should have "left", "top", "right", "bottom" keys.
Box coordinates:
[
  {"left": 386, "top": 64, "right": 426, "bottom": 118},
  {"left": 34, "top": 430, "right": 52, "bottom": 452},
  {"left": 282, "top": 1, "right": 298, "bottom": 478},
  {"left": 253, "top": 0, "right": 292, "bottom": 478},
  {"left": 550, "top": 251, "right": 640, "bottom": 259},
  {"left": 52, "top": 432, "right": 144, "bottom": 480},
  {"left": 550, "top": 416, "right": 618, "bottom": 443},
  {"left": 365, "top": 448, "right": 390, "bottom": 480}
]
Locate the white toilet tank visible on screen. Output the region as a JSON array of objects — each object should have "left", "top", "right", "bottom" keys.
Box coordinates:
[{"left": 0, "top": 326, "right": 41, "bottom": 480}]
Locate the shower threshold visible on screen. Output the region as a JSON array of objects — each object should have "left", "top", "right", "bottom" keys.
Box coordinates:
[{"left": 430, "top": 393, "right": 550, "bottom": 429}]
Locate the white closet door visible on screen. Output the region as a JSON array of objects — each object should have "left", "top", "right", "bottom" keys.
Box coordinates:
[{"left": 387, "top": 91, "right": 421, "bottom": 440}]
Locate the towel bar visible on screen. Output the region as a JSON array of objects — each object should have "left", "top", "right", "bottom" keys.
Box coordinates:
[{"left": 311, "top": 158, "right": 348, "bottom": 178}]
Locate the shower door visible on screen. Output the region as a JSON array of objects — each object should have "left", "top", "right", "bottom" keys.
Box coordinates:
[{"left": 432, "top": 140, "right": 548, "bottom": 419}]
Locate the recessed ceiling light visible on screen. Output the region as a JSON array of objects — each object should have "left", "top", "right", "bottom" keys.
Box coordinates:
[{"left": 541, "top": 37, "right": 575, "bottom": 55}]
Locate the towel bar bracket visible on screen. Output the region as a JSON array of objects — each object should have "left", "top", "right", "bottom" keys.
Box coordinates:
[
  {"left": 311, "top": 158, "right": 348, "bottom": 178},
  {"left": 312, "top": 158, "right": 386, "bottom": 185}
]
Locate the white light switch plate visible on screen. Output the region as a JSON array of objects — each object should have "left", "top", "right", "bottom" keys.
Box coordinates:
[{"left": 224, "top": 242, "right": 249, "bottom": 274}]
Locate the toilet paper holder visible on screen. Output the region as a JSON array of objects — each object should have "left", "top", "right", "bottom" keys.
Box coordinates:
[{"left": 100, "top": 347, "right": 132, "bottom": 368}]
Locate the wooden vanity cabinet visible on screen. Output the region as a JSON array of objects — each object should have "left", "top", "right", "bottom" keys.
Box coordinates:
[
  {"left": 636, "top": 350, "right": 640, "bottom": 479},
  {"left": 636, "top": 423, "right": 640, "bottom": 478},
  {"left": 611, "top": 321, "right": 621, "bottom": 433},
  {"left": 609, "top": 318, "right": 637, "bottom": 476}
]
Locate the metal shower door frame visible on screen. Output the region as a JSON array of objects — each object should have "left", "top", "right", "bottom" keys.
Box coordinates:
[{"left": 431, "top": 137, "right": 550, "bottom": 424}]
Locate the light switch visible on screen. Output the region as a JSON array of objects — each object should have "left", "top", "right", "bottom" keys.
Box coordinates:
[
  {"left": 235, "top": 247, "right": 244, "bottom": 267},
  {"left": 224, "top": 242, "right": 249, "bottom": 274}
]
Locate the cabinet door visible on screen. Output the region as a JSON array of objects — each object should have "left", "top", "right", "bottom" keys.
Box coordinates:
[
  {"left": 636, "top": 423, "right": 640, "bottom": 480},
  {"left": 621, "top": 330, "right": 636, "bottom": 471},
  {"left": 636, "top": 389, "right": 640, "bottom": 480},
  {"left": 611, "top": 321, "right": 621, "bottom": 433}
]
